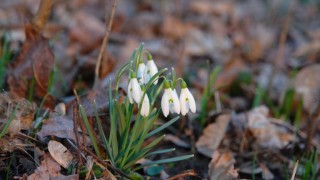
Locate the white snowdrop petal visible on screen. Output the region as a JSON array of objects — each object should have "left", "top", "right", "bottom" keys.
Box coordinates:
[
  {"left": 172, "top": 89, "right": 180, "bottom": 114},
  {"left": 128, "top": 80, "right": 134, "bottom": 103},
  {"left": 180, "top": 90, "right": 188, "bottom": 115},
  {"left": 148, "top": 60, "right": 159, "bottom": 84},
  {"left": 141, "top": 94, "right": 150, "bottom": 117},
  {"left": 137, "top": 63, "right": 145, "bottom": 84},
  {"left": 131, "top": 78, "right": 142, "bottom": 103},
  {"left": 161, "top": 89, "right": 170, "bottom": 117},
  {"left": 187, "top": 90, "right": 196, "bottom": 113},
  {"left": 143, "top": 66, "right": 150, "bottom": 84}
]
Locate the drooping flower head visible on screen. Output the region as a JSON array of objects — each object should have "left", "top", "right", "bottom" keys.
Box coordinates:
[
  {"left": 137, "top": 61, "right": 145, "bottom": 84},
  {"left": 161, "top": 80, "right": 180, "bottom": 117},
  {"left": 179, "top": 81, "right": 196, "bottom": 115},
  {"left": 140, "top": 92, "right": 150, "bottom": 117},
  {"left": 128, "top": 72, "right": 142, "bottom": 104},
  {"left": 144, "top": 53, "right": 159, "bottom": 84}
]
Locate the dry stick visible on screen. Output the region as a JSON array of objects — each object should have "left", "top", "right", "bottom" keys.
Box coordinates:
[
  {"left": 267, "top": 3, "right": 294, "bottom": 94},
  {"left": 93, "top": 0, "right": 118, "bottom": 89},
  {"left": 82, "top": 147, "right": 133, "bottom": 180},
  {"left": 167, "top": 170, "right": 197, "bottom": 180},
  {"left": 72, "top": 100, "right": 83, "bottom": 173},
  {"left": 290, "top": 160, "right": 299, "bottom": 180},
  {"left": 73, "top": 89, "right": 88, "bottom": 156},
  {"left": 32, "top": 0, "right": 53, "bottom": 32}
]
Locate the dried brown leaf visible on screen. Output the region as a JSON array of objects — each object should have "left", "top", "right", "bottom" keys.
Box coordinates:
[
  {"left": 0, "top": 93, "right": 37, "bottom": 136},
  {"left": 294, "top": 64, "right": 320, "bottom": 114},
  {"left": 48, "top": 140, "right": 73, "bottom": 169},
  {"left": 8, "top": 24, "right": 55, "bottom": 106},
  {"left": 196, "top": 114, "right": 231, "bottom": 157},
  {"left": 37, "top": 114, "right": 89, "bottom": 144},
  {"left": 28, "top": 154, "right": 78, "bottom": 180},
  {"left": 162, "top": 16, "right": 187, "bottom": 40},
  {"left": 247, "top": 106, "right": 295, "bottom": 149},
  {"left": 208, "top": 151, "right": 238, "bottom": 180}
]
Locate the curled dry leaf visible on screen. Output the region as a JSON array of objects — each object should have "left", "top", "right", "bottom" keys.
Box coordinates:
[
  {"left": 0, "top": 93, "right": 37, "bottom": 136},
  {"left": 37, "top": 114, "right": 89, "bottom": 144},
  {"left": 48, "top": 140, "right": 73, "bottom": 169},
  {"left": 8, "top": 24, "right": 55, "bottom": 106},
  {"left": 67, "top": 88, "right": 109, "bottom": 118},
  {"left": 196, "top": 114, "right": 231, "bottom": 157},
  {"left": 208, "top": 151, "right": 238, "bottom": 180},
  {"left": 294, "top": 64, "right": 320, "bottom": 114},
  {"left": 53, "top": 102, "right": 66, "bottom": 116},
  {"left": 247, "top": 106, "right": 295, "bottom": 149},
  {"left": 28, "top": 154, "right": 78, "bottom": 180}
]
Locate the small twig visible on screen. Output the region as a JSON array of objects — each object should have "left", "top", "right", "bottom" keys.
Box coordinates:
[
  {"left": 290, "top": 160, "right": 299, "bottom": 180},
  {"left": 73, "top": 90, "right": 87, "bottom": 147},
  {"left": 72, "top": 99, "right": 83, "bottom": 173},
  {"left": 32, "top": 0, "right": 53, "bottom": 32},
  {"left": 17, "top": 132, "right": 38, "bottom": 142},
  {"left": 167, "top": 170, "right": 197, "bottom": 180},
  {"left": 93, "top": 0, "right": 119, "bottom": 89},
  {"left": 82, "top": 147, "right": 133, "bottom": 180}
]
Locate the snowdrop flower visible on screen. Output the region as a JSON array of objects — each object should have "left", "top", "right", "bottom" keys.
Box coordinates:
[
  {"left": 180, "top": 81, "right": 196, "bottom": 115},
  {"left": 144, "top": 53, "right": 158, "bottom": 84},
  {"left": 140, "top": 93, "right": 150, "bottom": 117},
  {"left": 161, "top": 80, "right": 180, "bottom": 117},
  {"left": 137, "top": 62, "right": 145, "bottom": 84},
  {"left": 128, "top": 74, "right": 142, "bottom": 104}
]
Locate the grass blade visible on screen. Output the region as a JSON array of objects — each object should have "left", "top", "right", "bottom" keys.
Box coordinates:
[
  {"left": 93, "top": 101, "right": 114, "bottom": 164},
  {"left": 146, "top": 116, "right": 179, "bottom": 138},
  {"left": 146, "top": 148, "right": 176, "bottom": 157},
  {"left": 142, "top": 154, "right": 194, "bottom": 167},
  {"left": 79, "top": 105, "right": 102, "bottom": 158},
  {"left": 0, "top": 104, "right": 19, "bottom": 139}
]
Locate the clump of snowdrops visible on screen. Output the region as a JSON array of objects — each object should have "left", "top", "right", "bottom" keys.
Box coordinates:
[{"left": 86, "top": 44, "right": 196, "bottom": 176}]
